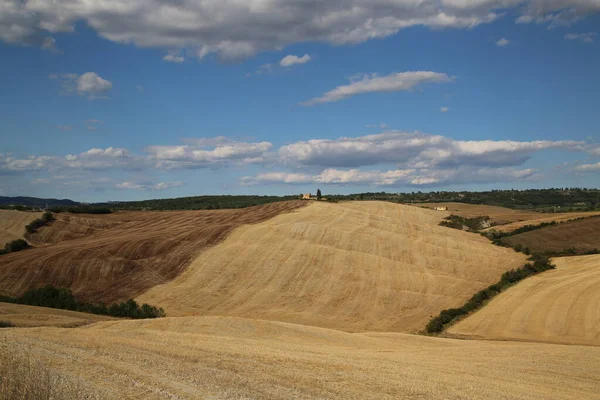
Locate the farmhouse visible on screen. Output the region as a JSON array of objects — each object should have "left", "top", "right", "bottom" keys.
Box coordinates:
[{"left": 302, "top": 193, "right": 312, "bottom": 200}]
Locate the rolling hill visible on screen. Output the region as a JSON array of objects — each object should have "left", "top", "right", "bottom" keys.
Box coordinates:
[
  {"left": 447, "top": 254, "right": 600, "bottom": 346},
  {"left": 138, "top": 201, "right": 525, "bottom": 333},
  {"left": 0, "top": 210, "right": 42, "bottom": 246},
  {"left": 0, "top": 201, "right": 305, "bottom": 301},
  {"left": 502, "top": 216, "right": 600, "bottom": 254}
]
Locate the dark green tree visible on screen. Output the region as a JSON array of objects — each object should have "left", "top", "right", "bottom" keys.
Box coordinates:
[{"left": 317, "top": 189, "right": 322, "bottom": 201}]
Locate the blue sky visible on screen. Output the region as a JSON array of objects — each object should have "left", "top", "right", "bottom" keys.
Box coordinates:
[{"left": 1, "top": 1, "right": 599, "bottom": 202}]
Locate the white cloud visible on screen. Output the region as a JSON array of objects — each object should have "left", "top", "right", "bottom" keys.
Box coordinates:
[
  {"left": 574, "top": 162, "right": 600, "bottom": 172},
  {"left": 440, "top": 107, "right": 450, "bottom": 113},
  {"left": 243, "top": 166, "right": 540, "bottom": 187},
  {"left": 496, "top": 38, "right": 510, "bottom": 47},
  {"left": 163, "top": 54, "right": 185, "bottom": 63},
  {"left": 302, "top": 71, "right": 453, "bottom": 106},
  {"left": 278, "top": 131, "right": 586, "bottom": 169},
  {"left": 50, "top": 72, "right": 112, "bottom": 99},
  {"left": 280, "top": 54, "right": 312, "bottom": 67},
  {"left": 3, "top": 1, "right": 598, "bottom": 60},
  {"left": 116, "top": 181, "right": 184, "bottom": 191},
  {"left": 86, "top": 119, "right": 101, "bottom": 131},
  {"left": 565, "top": 32, "right": 597, "bottom": 43}
]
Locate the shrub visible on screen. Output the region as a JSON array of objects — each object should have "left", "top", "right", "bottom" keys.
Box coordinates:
[
  {"left": 0, "top": 320, "right": 15, "bottom": 328},
  {"left": 25, "top": 211, "right": 54, "bottom": 233},
  {"left": 2, "top": 239, "right": 31, "bottom": 254}
]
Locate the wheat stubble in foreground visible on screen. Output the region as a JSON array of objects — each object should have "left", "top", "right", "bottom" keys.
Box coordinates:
[
  {"left": 139, "top": 201, "right": 525, "bottom": 332},
  {"left": 1, "top": 316, "right": 598, "bottom": 400},
  {"left": 447, "top": 254, "right": 600, "bottom": 346}
]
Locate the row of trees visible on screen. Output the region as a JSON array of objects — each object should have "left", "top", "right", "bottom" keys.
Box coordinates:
[{"left": 0, "top": 286, "right": 165, "bottom": 319}]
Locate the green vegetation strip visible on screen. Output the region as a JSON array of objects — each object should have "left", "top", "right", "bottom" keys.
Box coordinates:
[
  {"left": 425, "top": 254, "right": 555, "bottom": 334},
  {"left": 25, "top": 211, "right": 55, "bottom": 233},
  {"left": 0, "top": 286, "right": 165, "bottom": 319}
]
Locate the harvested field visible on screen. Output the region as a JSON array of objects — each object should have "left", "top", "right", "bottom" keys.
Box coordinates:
[
  {"left": 503, "top": 216, "right": 600, "bottom": 254},
  {"left": 420, "top": 202, "right": 600, "bottom": 232},
  {"left": 0, "top": 302, "right": 112, "bottom": 328},
  {"left": 447, "top": 254, "right": 600, "bottom": 346},
  {"left": 1, "top": 316, "right": 598, "bottom": 399},
  {"left": 0, "top": 210, "right": 41, "bottom": 245},
  {"left": 139, "top": 201, "right": 525, "bottom": 333},
  {"left": 0, "top": 201, "right": 305, "bottom": 302}
]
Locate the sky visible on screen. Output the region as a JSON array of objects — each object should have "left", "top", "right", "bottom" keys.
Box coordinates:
[{"left": 1, "top": 0, "right": 599, "bottom": 202}]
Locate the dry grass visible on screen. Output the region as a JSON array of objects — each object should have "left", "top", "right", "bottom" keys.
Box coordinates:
[
  {"left": 0, "top": 302, "right": 112, "bottom": 328},
  {"left": 0, "top": 201, "right": 305, "bottom": 302},
  {"left": 0, "top": 210, "right": 41, "bottom": 246},
  {"left": 420, "top": 202, "right": 600, "bottom": 232},
  {"left": 139, "top": 201, "right": 525, "bottom": 332},
  {"left": 447, "top": 254, "right": 600, "bottom": 346},
  {"left": 0, "top": 346, "right": 91, "bottom": 400},
  {"left": 503, "top": 217, "right": 600, "bottom": 253},
  {"left": 1, "top": 316, "right": 599, "bottom": 399}
]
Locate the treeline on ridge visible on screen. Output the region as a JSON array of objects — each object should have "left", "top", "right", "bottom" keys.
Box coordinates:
[{"left": 0, "top": 286, "right": 165, "bottom": 319}]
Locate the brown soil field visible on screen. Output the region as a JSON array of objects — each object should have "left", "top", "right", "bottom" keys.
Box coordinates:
[
  {"left": 0, "top": 302, "right": 112, "bottom": 328},
  {"left": 420, "top": 202, "right": 600, "bottom": 232},
  {"left": 1, "top": 316, "right": 598, "bottom": 399},
  {"left": 503, "top": 216, "right": 600, "bottom": 253},
  {"left": 139, "top": 201, "right": 525, "bottom": 333},
  {"left": 0, "top": 201, "right": 305, "bottom": 301},
  {"left": 447, "top": 254, "right": 600, "bottom": 346},
  {"left": 0, "top": 210, "right": 41, "bottom": 245}
]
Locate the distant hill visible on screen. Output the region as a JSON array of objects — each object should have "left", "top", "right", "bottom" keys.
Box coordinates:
[{"left": 0, "top": 196, "right": 80, "bottom": 208}]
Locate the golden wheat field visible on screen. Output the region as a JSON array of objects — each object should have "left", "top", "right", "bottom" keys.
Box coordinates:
[
  {"left": 0, "top": 302, "right": 112, "bottom": 328},
  {"left": 2, "top": 316, "right": 599, "bottom": 400},
  {"left": 1, "top": 201, "right": 598, "bottom": 399},
  {"left": 0, "top": 210, "right": 41, "bottom": 246},
  {"left": 447, "top": 254, "right": 600, "bottom": 346},
  {"left": 138, "top": 201, "right": 525, "bottom": 332}
]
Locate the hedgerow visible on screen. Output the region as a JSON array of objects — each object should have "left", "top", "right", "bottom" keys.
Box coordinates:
[
  {"left": 0, "top": 286, "right": 165, "bottom": 319},
  {"left": 425, "top": 254, "right": 555, "bottom": 334}
]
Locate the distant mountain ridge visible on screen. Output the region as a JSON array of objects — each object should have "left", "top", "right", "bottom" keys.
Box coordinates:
[{"left": 0, "top": 196, "right": 80, "bottom": 208}]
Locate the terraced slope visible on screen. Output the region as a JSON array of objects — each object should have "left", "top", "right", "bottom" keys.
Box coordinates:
[
  {"left": 503, "top": 216, "right": 600, "bottom": 254},
  {"left": 0, "top": 210, "right": 41, "bottom": 245},
  {"left": 2, "top": 316, "right": 598, "bottom": 399},
  {"left": 139, "top": 201, "right": 525, "bottom": 332},
  {"left": 0, "top": 302, "right": 112, "bottom": 328},
  {"left": 447, "top": 254, "right": 600, "bottom": 346},
  {"left": 0, "top": 201, "right": 305, "bottom": 301}
]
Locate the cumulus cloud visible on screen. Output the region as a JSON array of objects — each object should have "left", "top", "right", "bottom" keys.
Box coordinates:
[
  {"left": 116, "top": 180, "right": 184, "bottom": 191},
  {"left": 163, "top": 54, "right": 185, "bottom": 63},
  {"left": 2, "top": 1, "right": 598, "bottom": 60},
  {"left": 440, "top": 107, "right": 450, "bottom": 112},
  {"left": 243, "top": 166, "right": 540, "bottom": 187},
  {"left": 278, "top": 131, "right": 586, "bottom": 169},
  {"left": 146, "top": 139, "right": 273, "bottom": 169},
  {"left": 41, "top": 36, "right": 60, "bottom": 53},
  {"left": 565, "top": 32, "right": 597, "bottom": 43},
  {"left": 496, "top": 38, "right": 510, "bottom": 46},
  {"left": 50, "top": 72, "right": 112, "bottom": 99},
  {"left": 302, "top": 71, "right": 453, "bottom": 106},
  {"left": 280, "top": 54, "right": 312, "bottom": 67},
  {"left": 574, "top": 162, "right": 600, "bottom": 172}
]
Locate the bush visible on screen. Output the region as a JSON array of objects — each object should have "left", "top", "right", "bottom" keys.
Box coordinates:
[
  {"left": 1, "top": 239, "right": 31, "bottom": 255},
  {"left": 439, "top": 215, "right": 491, "bottom": 232},
  {"left": 48, "top": 206, "right": 112, "bottom": 214},
  {"left": 25, "top": 211, "right": 54, "bottom": 233},
  {"left": 0, "top": 320, "right": 15, "bottom": 328}
]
